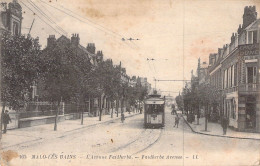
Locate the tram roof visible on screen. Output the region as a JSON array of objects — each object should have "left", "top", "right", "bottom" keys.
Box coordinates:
[{"left": 145, "top": 97, "right": 165, "bottom": 105}]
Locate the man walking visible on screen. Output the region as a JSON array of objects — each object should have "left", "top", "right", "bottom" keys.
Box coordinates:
[
  {"left": 221, "top": 117, "right": 229, "bottom": 135},
  {"left": 174, "top": 115, "right": 180, "bottom": 128},
  {"left": 121, "top": 113, "right": 125, "bottom": 123},
  {"left": 3, "top": 110, "right": 11, "bottom": 134}
]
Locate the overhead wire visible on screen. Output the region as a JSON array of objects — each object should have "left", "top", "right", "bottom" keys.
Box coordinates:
[
  {"left": 20, "top": 1, "right": 63, "bottom": 35},
  {"left": 37, "top": 0, "right": 60, "bottom": 22},
  {"left": 39, "top": 0, "right": 136, "bottom": 49},
  {"left": 27, "top": 0, "right": 67, "bottom": 35},
  {"left": 57, "top": 3, "right": 123, "bottom": 39}
]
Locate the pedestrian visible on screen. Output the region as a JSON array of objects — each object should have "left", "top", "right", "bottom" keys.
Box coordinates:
[
  {"left": 174, "top": 115, "right": 180, "bottom": 128},
  {"left": 140, "top": 106, "right": 143, "bottom": 114},
  {"left": 3, "top": 110, "right": 11, "bottom": 134},
  {"left": 121, "top": 113, "right": 125, "bottom": 123},
  {"left": 221, "top": 117, "right": 229, "bottom": 135},
  {"left": 191, "top": 113, "right": 195, "bottom": 123}
]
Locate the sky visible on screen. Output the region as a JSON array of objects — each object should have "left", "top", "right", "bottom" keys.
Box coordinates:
[{"left": 6, "top": 0, "right": 260, "bottom": 97}]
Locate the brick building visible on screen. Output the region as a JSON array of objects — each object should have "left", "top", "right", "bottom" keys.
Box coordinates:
[{"left": 208, "top": 6, "right": 260, "bottom": 132}]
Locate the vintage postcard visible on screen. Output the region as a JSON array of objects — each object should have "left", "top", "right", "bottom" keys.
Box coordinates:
[{"left": 0, "top": 0, "right": 260, "bottom": 166}]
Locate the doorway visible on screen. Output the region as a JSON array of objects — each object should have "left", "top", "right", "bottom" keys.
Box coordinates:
[{"left": 245, "top": 103, "right": 256, "bottom": 129}]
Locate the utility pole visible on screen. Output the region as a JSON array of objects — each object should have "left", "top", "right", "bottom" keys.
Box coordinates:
[
  {"left": 154, "top": 78, "right": 157, "bottom": 90},
  {"left": 28, "top": 18, "right": 35, "bottom": 35},
  {"left": 197, "top": 58, "right": 201, "bottom": 125}
]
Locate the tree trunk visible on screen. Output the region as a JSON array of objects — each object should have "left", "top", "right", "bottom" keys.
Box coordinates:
[
  {"left": 81, "top": 103, "right": 84, "bottom": 125},
  {"left": 54, "top": 101, "right": 60, "bottom": 131},
  {"left": 116, "top": 98, "right": 119, "bottom": 117},
  {"left": 205, "top": 104, "right": 208, "bottom": 131},
  {"left": 88, "top": 97, "right": 91, "bottom": 116},
  {"left": 99, "top": 96, "right": 102, "bottom": 121},
  {"left": 111, "top": 101, "right": 114, "bottom": 118},
  {"left": 197, "top": 105, "right": 200, "bottom": 125},
  {"left": 121, "top": 98, "right": 124, "bottom": 116},
  {"left": 138, "top": 101, "right": 141, "bottom": 114},
  {"left": 0, "top": 102, "right": 6, "bottom": 139},
  {"left": 107, "top": 98, "right": 110, "bottom": 116}
]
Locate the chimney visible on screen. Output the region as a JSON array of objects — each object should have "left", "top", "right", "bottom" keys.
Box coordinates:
[
  {"left": 96, "top": 50, "right": 103, "bottom": 62},
  {"left": 47, "top": 35, "right": 56, "bottom": 47},
  {"left": 71, "top": 33, "right": 80, "bottom": 47},
  {"left": 218, "top": 48, "right": 223, "bottom": 56},
  {"left": 242, "top": 6, "right": 257, "bottom": 29},
  {"left": 87, "top": 43, "right": 96, "bottom": 54},
  {"left": 237, "top": 24, "right": 243, "bottom": 34},
  {"left": 231, "top": 33, "right": 235, "bottom": 43},
  {"left": 209, "top": 53, "right": 216, "bottom": 65}
]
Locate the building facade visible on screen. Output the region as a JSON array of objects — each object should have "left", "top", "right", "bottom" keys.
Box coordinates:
[
  {"left": 208, "top": 6, "right": 260, "bottom": 132},
  {"left": 1, "top": 0, "right": 22, "bottom": 36}
]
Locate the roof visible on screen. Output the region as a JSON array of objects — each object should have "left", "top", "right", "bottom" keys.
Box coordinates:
[
  {"left": 55, "top": 35, "right": 97, "bottom": 65},
  {"left": 245, "top": 19, "right": 260, "bottom": 31}
]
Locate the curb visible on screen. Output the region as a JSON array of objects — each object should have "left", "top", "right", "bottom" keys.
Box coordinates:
[
  {"left": 63, "top": 113, "right": 139, "bottom": 134},
  {"left": 2, "top": 113, "right": 141, "bottom": 149},
  {"left": 181, "top": 115, "right": 260, "bottom": 141}
]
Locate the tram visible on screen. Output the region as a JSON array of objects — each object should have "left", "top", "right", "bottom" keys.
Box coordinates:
[{"left": 144, "top": 91, "right": 165, "bottom": 128}]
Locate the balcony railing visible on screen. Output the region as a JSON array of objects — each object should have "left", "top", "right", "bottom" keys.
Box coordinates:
[
  {"left": 223, "top": 86, "right": 238, "bottom": 94},
  {"left": 222, "top": 83, "right": 259, "bottom": 94},
  {"left": 238, "top": 83, "right": 259, "bottom": 92}
]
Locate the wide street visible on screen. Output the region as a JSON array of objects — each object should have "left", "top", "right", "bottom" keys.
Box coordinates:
[{"left": 4, "top": 107, "right": 259, "bottom": 166}]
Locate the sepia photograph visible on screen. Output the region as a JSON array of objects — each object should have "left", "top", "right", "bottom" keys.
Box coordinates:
[{"left": 0, "top": 0, "right": 260, "bottom": 165}]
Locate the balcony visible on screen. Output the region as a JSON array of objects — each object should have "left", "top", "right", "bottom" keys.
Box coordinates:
[
  {"left": 223, "top": 86, "right": 238, "bottom": 94},
  {"left": 238, "top": 83, "right": 259, "bottom": 94}
]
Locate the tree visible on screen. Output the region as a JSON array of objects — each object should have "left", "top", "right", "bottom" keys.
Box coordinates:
[
  {"left": 1, "top": 34, "right": 42, "bottom": 137},
  {"left": 1, "top": 34, "right": 42, "bottom": 111},
  {"left": 93, "top": 59, "right": 123, "bottom": 120},
  {"left": 197, "top": 82, "right": 221, "bottom": 131},
  {"left": 175, "top": 94, "right": 184, "bottom": 113},
  {"left": 39, "top": 43, "right": 82, "bottom": 130}
]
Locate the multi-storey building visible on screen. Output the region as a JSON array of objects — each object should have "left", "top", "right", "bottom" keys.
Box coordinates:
[
  {"left": 0, "top": 0, "right": 22, "bottom": 36},
  {"left": 208, "top": 6, "right": 260, "bottom": 132},
  {"left": 136, "top": 77, "right": 152, "bottom": 93}
]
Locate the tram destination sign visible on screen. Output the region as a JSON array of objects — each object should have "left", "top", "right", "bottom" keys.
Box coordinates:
[{"left": 239, "top": 44, "right": 259, "bottom": 56}]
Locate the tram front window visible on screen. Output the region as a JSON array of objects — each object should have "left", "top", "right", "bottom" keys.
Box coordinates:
[{"left": 148, "top": 104, "right": 163, "bottom": 113}]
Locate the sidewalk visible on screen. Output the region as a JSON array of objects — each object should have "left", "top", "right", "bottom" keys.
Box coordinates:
[
  {"left": 1, "top": 112, "right": 140, "bottom": 149},
  {"left": 182, "top": 115, "right": 260, "bottom": 140}
]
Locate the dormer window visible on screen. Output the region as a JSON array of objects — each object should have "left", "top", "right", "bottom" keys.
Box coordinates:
[{"left": 247, "top": 30, "right": 257, "bottom": 44}]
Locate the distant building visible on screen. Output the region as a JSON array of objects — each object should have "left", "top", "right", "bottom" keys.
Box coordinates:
[
  {"left": 137, "top": 77, "right": 152, "bottom": 93},
  {"left": 198, "top": 59, "right": 209, "bottom": 84},
  {"left": 129, "top": 76, "right": 137, "bottom": 87}
]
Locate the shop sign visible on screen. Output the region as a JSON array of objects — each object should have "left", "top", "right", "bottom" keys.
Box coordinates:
[{"left": 239, "top": 44, "right": 259, "bottom": 56}]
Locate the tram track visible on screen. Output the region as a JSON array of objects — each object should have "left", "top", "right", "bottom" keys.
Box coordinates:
[
  {"left": 132, "top": 128, "right": 164, "bottom": 155},
  {"left": 109, "top": 127, "right": 164, "bottom": 156},
  {"left": 109, "top": 128, "right": 148, "bottom": 153}
]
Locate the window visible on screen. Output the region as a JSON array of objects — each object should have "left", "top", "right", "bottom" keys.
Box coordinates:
[
  {"left": 247, "top": 31, "right": 258, "bottom": 44},
  {"left": 13, "top": 22, "right": 19, "bottom": 36},
  {"left": 248, "top": 31, "right": 253, "bottom": 44},
  {"left": 247, "top": 67, "right": 257, "bottom": 84},
  {"left": 247, "top": 31, "right": 253, "bottom": 44},
  {"left": 226, "top": 68, "right": 229, "bottom": 88},
  {"left": 253, "top": 30, "right": 257, "bottom": 44},
  {"left": 230, "top": 66, "right": 233, "bottom": 87},
  {"left": 223, "top": 70, "right": 226, "bottom": 89},
  {"left": 234, "top": 63, "right": 237, "bottom": 86}
]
